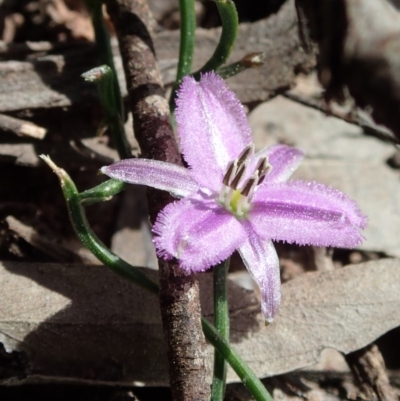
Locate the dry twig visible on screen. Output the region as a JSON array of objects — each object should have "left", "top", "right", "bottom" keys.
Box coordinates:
[
  {"left": 346, "top": 344, "right": 397, "bottom": 401},
  {"left": 104, "top": 0, "right": 211, "bottom": 399},
  {"left": 0, "top": 113, "right": 46, "bottom": 139}
]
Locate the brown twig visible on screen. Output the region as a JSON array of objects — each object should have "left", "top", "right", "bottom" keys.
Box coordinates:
[
  {"left": 345, "top": 344, "right": 397, "bottom": 401},
  {"left": 295, "top": 0, "right": 400, "bottom": 143},
  {"left": 0, "top": 113, "right": 46, "bottom": 139},
  {"left": 104, "top": 0, "right": 211, "bottom": 399},
  {"left": 283, "top": 92, "right": 399, "bottom": 145}
]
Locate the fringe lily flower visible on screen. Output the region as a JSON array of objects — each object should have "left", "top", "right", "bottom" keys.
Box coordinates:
[{"left": 101, "top": 72, "right": 366, "bottom": 322}]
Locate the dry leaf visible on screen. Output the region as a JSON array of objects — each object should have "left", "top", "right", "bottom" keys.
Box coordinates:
[
  {"left": 296, "top": 0, "right": 400, "bottom": 141},
  {"left": 234, "top": 258, "right": 400, "bottom": 379},
  {"left": 0, "top": 0, "right": 313, "bottom": 113},
  {"left": 0, "top": 259, "right": 399, "bottom": 384}
]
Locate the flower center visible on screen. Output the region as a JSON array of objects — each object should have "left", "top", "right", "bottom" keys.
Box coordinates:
[{"left": 218, "top": 144, "right": 271, "bottom": 218}]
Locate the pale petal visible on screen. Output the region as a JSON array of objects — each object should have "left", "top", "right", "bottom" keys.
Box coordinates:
[
  {"left": 153, "top": 198, "right": 247, "bottom": 273},
  {"left": 101, "top": 158, "right": 199, "bottom": 198},
  {"left": 175, "top": 73, "right": 252, "bottom": 190},
  {"left": 238, "top": 229, "right": 281, "bottom": 322},
  {"left": 250, "top": 180, "right": 367, "bottom": 248},
  {"left": 249, "top": 144, "right": 304, "bottom": 184}
]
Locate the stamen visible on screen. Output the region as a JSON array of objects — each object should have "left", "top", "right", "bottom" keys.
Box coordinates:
[
  {"left": 230, "top": 164, "right": 246, "bottom": 189},
  {"left": 218, "top": 185, "right": 229, "bottom": 203},
  {"left": 219, "top": 145, "right": 271, "bottom": 217},
  {"left": 241, "top": 170, "right": 260, "bottom": 199},
  {"left": 255, "top": 157, "right": 267, "bottom": 174},
  {"left": 222, "top": 160, "right": 237, "bottom": 186},
  {"left": 255, "top": 157, "right": 271, "bottom": 185},
  {"left": 241, "top": 177, "right": 256, "bottom": 197},
  {"left": 224, "top": 187, "right": 235, "bottom": 210},
  {"left": 236, "top": 144, "right": 254, "bottom": 168},
  {"left": 263, "top": 163, "right": 271, "bottom": 174},
  {"left": 258, "top": 174, "right": 267, "bottom": 185},
  {"left": 256, "top": 157, "right": 271, "bottom": 175}
]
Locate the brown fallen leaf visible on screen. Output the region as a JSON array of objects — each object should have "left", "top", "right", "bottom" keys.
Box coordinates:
[
  {"left": 0, "top": 259, "right": 399, "bottom": 384},
  {"left": 110, "top": 185, "right": 158, "bottom": 269},
  {"left": 5, "top": 216, "right": 86, "bottom": 263},
  {"left": 0, "top": 143, "right": 40, "bottom": 166},
  {"left": 241, "top": 258, "right": 400, "bottom": 379},
  {"left": 0, "top": 0, "right": 313, "bottom": 113},
  {"left": 296, "top": 0, "right": 400, "bottom": 142}
]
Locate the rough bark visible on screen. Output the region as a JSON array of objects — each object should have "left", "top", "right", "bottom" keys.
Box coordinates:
[
  {"left": 346, "top": 344, "right": 397, "bottom": 401},
  {"left": 104, "top": 0, "right": 211, "bottom": 399}
]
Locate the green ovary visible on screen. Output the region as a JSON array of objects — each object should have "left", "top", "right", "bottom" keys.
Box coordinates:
[
  {"left": 229, "top": 189, "right": 249, "bottom": 218},
  {"left": 229, "top": 189, "right": 242, "bottom": 212}
]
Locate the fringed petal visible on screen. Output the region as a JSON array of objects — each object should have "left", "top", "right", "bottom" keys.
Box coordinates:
[
  {"left": 250, "top": 180, "right": 367, "bottom": 248},
  {"left": 175, "top": 73, "right": 252, "bottom": 191},
  {"left": 244, "top": 144, "right": 304, "bottom": 184},
  {"left": 261, "top": 144, "right": 304, "bottom": 183},
  {"left": 153, "top": 198, "right": 247, "bottom": 273},
  {"left": 239, "top": 229, "right": 281, "bottom": 322},
  {"left": 101, "top": 158, "right": 199, "bottom": 198}
]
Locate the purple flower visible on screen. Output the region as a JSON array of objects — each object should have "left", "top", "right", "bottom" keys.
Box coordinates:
[{"left": 101, "top": 72, "right": 366, "bottom": 322}]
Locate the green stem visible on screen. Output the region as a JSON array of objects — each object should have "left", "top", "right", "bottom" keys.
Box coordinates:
[
  {"left": 40, "top": 155, "right": 157, "bottom": 293},
  {"left": 108, "top": 108, "right": 131, "bottom": 159},
  {"left": 202, "top": 318, "right": 274, "bottom": 401},
  {"left": 217, "top": 52, "right": 265, "bottom": 79},
  {"left": 192, "top": 0, "right": 238, "bottom": 80},
  {"left": 176, "top": 0, "right": 196, "bottom": 82},
  {"left": 79, "top": 178, "right": 127, "bottom": 206},
  {"left": 85, "top": 0, "right": 124, "bottom": 117},
  {"left": 211, "top": 259, "right": 230, "bottom": 401},
  {"left": 82, "top": 65, "right": 131, "bottom": 160},
  {"left": 169, "top": 0, "right": 196, "bottom": 110},
  {"left": 41, "top": 157, "right": 274, "bottom": 401}
]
